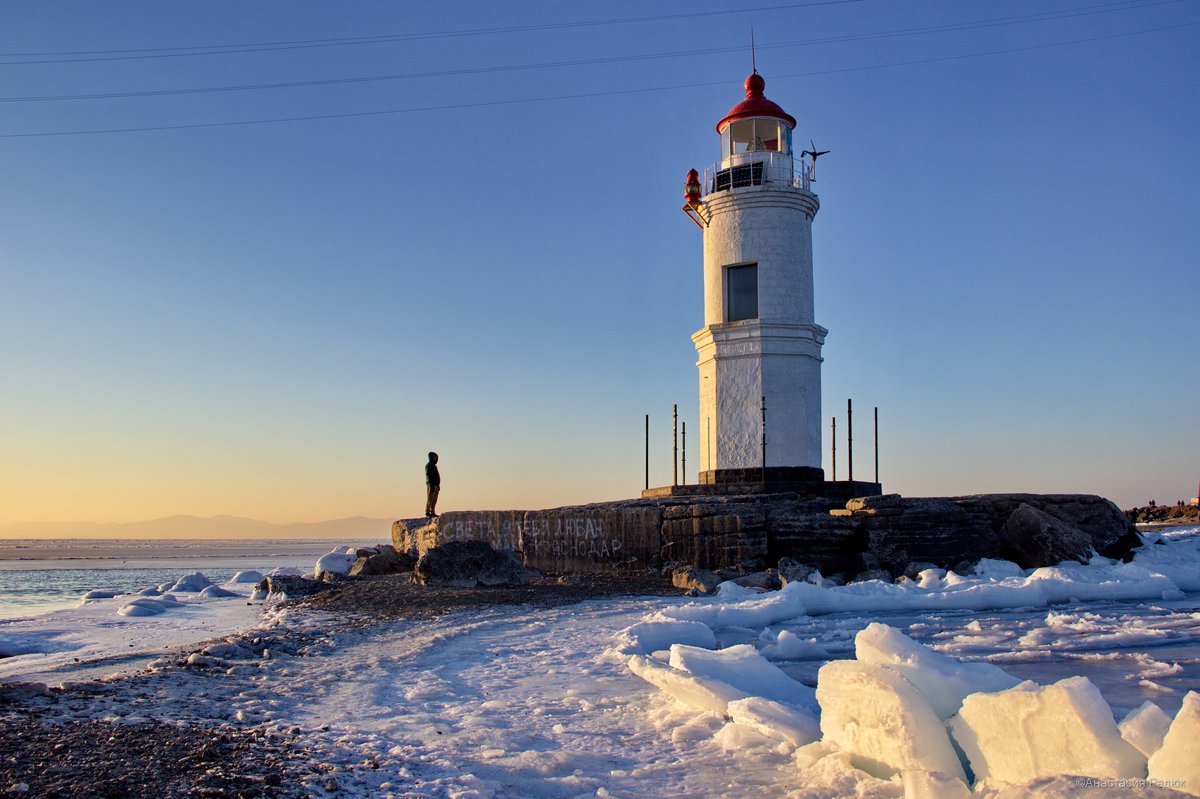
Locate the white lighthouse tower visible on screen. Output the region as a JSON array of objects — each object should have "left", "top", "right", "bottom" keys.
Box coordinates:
[{"left": 684, "top": 72, "right": 827, "bottom": 487}]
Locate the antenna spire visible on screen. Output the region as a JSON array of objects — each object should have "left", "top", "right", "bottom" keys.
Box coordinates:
[{"left": 751, "top": 27, "right": 757, "bottom": 74}]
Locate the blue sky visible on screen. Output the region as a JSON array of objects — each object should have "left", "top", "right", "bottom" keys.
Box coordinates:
[{"left": 1, "top": 0, "right": 1197, "bottom": 527}]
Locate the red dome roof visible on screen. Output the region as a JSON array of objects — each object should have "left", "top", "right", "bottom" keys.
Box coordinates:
[{"left": 716, "top": 72, "right": 796, "bottom": 132}]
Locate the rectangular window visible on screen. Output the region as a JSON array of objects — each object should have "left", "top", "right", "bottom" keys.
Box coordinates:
[{"left": 726, "top": 264, "right": 758, "bottom": 321}]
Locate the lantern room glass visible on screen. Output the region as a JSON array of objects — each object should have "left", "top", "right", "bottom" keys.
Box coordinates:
[{"left": 721, "top": 118, "right": 793, "bottom": 157}]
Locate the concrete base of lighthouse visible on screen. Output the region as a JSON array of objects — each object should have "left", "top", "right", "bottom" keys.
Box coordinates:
[{"left": 642, "top": 471, "right": 882, "bottom": 500}]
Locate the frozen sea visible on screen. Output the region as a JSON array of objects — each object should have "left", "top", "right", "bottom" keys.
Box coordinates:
[
  {"left": 0, "top": 537, "right": 381, "bottom": 619},
  {"left": 1, "top": 528, "right": 1198, "bottom": 797}
]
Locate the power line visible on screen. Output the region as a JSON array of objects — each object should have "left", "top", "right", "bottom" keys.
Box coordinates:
[
  {"left": 3, "top": 19, "right": 1194, "bottom": 140},
  {"left": 0, "top": 0, "right": 861, "bottom": 64},
  {"left": 0, "top": 0, "right": 1182, "bottom": 104}
]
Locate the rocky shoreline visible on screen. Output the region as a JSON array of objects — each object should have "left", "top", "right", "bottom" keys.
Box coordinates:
[{"left": 0, "top": 573, "right": 678, "bottom": 799}]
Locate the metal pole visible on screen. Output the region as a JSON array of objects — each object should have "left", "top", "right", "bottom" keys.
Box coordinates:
[
  {"left": 682, "top": 422, "right": 686, "bottom": 486},
  {"left": 761, "top": 396, "right": 767, "bottom": 485},
  {"left": 847, "top": 398, "right": 854, "bottom": 484},
  {"left": 644, "top": 414, "right": 649, "bottom": 491},
  {"left": 832, "top": 417, "right": 837, "bottom": 482},
  {"left": 874, "top": 406, "right": 879, "bottom": 485},
  {"left": 672, "top": 404, "right": 678, "bottom": 487}
]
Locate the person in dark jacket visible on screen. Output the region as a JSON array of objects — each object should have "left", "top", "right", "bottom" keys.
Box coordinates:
[{"left": 425, "top": 452, "right": 441, "bottom": 517}]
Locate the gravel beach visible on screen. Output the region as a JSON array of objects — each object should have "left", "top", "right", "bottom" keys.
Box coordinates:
[{"left": 0, "top": 573, "right": 678, "bottom": 798}]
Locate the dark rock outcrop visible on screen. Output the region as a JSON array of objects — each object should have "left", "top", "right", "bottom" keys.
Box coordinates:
[
  {"left": 256, "top": 575, "right": 326, "bottom": 598},
  {"left": 671, "top": 565, "right": 721, "bottom": 595},
  {"left": 414, "top": 540, "right": 529, "bottom": 588},
  {"left": 999, "top": 503, "right": 1094, "bottom": 568},
  {"left": 348, "top": 544, "right": 415, "bottom": 577}
]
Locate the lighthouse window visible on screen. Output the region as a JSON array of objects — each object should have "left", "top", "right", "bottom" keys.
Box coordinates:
[
  {"left": 726, "top": 264, "right": 758, "bottom": 322},
  {"left": 725, "top": 119, "right": 790, "bottom": 155}
]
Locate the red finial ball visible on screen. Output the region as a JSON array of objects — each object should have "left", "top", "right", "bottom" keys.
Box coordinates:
[{"left": 745, "top": 73, "right": 766, "bottom": 96}]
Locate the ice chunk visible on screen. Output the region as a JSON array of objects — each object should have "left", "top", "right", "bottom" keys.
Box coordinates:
[
  {"left": 1148, "top": 690, "right": 1200, "bottom": 794},
  {"left": 854, "top": 623, "right": 1020, "bottom": 719},
  {"left": 135, "top": 587, "right": 163, "bottom": 597},
  {"left": 627, "top": 654, "right": 746, "bottom": 717},
  {"left": 816, "top": 660, "right": 966, "bottom": 781},
  {"left": 765, "top": 629, "right": 831, "bottom": 661},
  {"left": 80, "top": 589, "right": 122, "bottom": 601},
  {"left": 117, "top": 598, "right": 168, "bottom": 617},
  {"left": 949, "top": 676, "right": 1145, "bottom": 784},
  {"left": 227, "top": 570, "right": 264, "bottom": 584},
  {"left": 199, "top": 585, "right": 238, "bottom": 598},
  {"left": 167, "top": 572, "right": 214, "bottom": 592},
  {"left": 313, "top": 550, "right": 356, "bottom": 577},
  {"left": 1119, "top": 701, "right": 1173, "bottom": 758},
  {"left": 900, "top": 770, "right": 971, "bottom": 799},
  {"left": 726, "top": 696, "right": 819, "bottom": 748},
  {"left": 610, "top": 619, "right": 715, "bottom": 656},
  {"left": 668, "top": 644, "right": 817, "bottom": 714}
]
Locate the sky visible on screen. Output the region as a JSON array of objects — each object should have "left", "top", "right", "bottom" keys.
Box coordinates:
[{"left": 1, "top": 0, "right": 1197, "bottom": 530}]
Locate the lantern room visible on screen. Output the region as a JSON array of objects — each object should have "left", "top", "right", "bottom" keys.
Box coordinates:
[{"left": 714, "top": 72, "right": 798, "bottom": 188}]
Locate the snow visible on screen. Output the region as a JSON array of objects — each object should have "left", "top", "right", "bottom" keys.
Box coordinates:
[
  {"left": 608, "top": 617, "right": 715, "bottom": 656},
  {"left": 1148, "top": 691, "right": 1200, "bottom": 793},
  {"left": 227, "top": 570, "right": 265, "bottom": 584},
  {"left": 313, "top": 547, "right": 357, "bottom": 577},
  {"left": 0, "top": 529, "right": 1197, "bottom": 797}
]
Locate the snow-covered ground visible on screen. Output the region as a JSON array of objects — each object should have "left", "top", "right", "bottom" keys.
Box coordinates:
[{"left": 1, "top": 530, "right": 1198, "bottom": 797}]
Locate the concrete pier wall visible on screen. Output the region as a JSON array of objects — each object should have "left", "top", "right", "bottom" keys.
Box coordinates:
[{"left": 392, "top": 492, "right": 1139, "bottom": 577}]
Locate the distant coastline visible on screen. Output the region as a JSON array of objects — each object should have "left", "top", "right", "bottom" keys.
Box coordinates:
[
  {"left": 0, "top": 514, "right": 393, "bottom": 540},
  {"left": 0, "top": 537, "right": 382, "bottom": 567}
]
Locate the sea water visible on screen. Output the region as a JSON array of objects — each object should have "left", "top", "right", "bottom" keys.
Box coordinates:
[{"left": 0, "top": 538, "right": 376, "bottom": 620}]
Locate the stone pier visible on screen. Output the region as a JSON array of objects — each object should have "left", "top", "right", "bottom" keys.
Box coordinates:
[{"left": 392, "top": 492, "right": 1140, "bottom": 578}]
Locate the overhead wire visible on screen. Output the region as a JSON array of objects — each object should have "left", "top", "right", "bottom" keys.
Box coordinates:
[
  {"left": 2, "top": 18, "right": 1195, "bottom": 140},
  {"left": 0, "top": 0, "right": 1184, "bottom": 104},
  {"left": 0, "top": 0, "right": 862, "bottom": 64}
]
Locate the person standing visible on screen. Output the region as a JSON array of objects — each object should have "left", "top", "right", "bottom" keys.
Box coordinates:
[{"left": 425, "top": 452, "right": 441, "bottom": 517}]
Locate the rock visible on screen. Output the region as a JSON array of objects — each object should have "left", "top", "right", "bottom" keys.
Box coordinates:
[
  {"left": 1000, "top": 503, "right": 1094, "bottom": 567},
  {"left": 413, "top": 540, "right": 529, "bottom": 587},
  {"left": 777, "top": 557, "right": 819, "bottom": 586},
  {"left": 672, "top": 565, "right": 721, "bottom": 594},
  {"left": 257, "top": 575, "right": 327, "bottom": 598},
  {"left": 902, "top": 562, "right": 939, "bottom": 581},
  {"left": 851, "top": 569, "right": 893, "bottom": 584},
  {"left": 733, "top": 570, "right": 781, "bottom": 590},
  {"left": 348, "top": 548, "right": 415, "bottom": 577},
  {"left": 846, "top": 494, "right": 904, "bottom": 511}
]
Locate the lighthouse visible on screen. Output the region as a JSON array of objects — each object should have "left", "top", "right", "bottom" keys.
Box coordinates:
[{"left": 684, "top": 72, "right": 827, "bottom": 487}]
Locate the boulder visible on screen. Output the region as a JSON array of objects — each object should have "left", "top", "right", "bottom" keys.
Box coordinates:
[
  {"left": 777, "top": 557, "right": 819, "bottom": 586},
  {"left": 851, "top": 569, "right": 893, "bottom": 584},
  {"left": 733, "top": 570, "right": 781, "bottom": 590},
  {"left": 672, "top": 565, "right": 721, "bottom": 594},
  {"left": 348, "top": 547, "right": 415, "bottom": 577},
  {"left": 413, "top": 540, "right": 529, "bottom": 587},
  {"left": 1000, "top": 503, "right": 1094, "bottom": 567},
  {"left": 846, "top": 493, "right": 904, "bottom": 511},
  {"left": 257, "top": 575, "right": 327, "bottom": 598}
]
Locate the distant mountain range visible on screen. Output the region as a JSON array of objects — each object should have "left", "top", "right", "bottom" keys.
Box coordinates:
[{"left": 0, "top": 515, "right": 394, "bottom": 540}]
